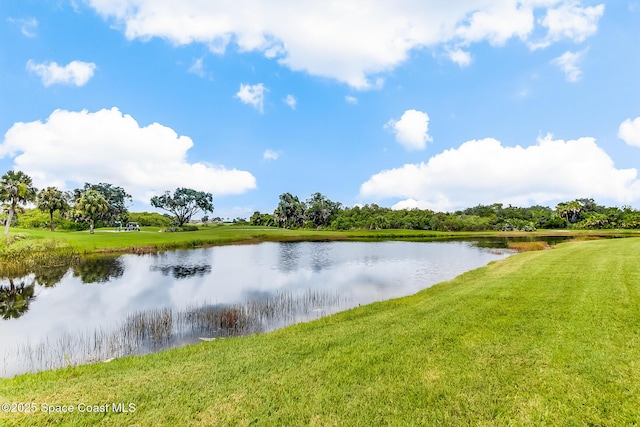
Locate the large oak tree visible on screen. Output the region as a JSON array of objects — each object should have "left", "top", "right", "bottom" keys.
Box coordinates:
[{"left": 150, "top": 188, "right": 214, "bottom": 227}]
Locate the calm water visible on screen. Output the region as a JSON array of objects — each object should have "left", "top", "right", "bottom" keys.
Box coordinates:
[{"left": 0, "top": 241, "right": 513, "bottom": 377}]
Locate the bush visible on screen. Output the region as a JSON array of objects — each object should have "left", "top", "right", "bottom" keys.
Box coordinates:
[
  {"left": 128, "top": 212, "right": 173, "bottom": 227},
  {"left": 16, "top": 209, "right": 50, "bottom": 228},
  {"left": 59, "top": 220, "right": 89, "bottom": 231},
  {"left": 179, "top": 225, "right": 199, "bottom": 232}
]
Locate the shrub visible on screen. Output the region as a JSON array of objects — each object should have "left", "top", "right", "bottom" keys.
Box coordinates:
[{"left": 128, "top": 212, "right": 173, "bottom": 227}]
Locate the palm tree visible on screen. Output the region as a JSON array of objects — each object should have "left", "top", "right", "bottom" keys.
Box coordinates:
[
  {"left": 0, "top": 170, "right": 37, "bottom": 235},
  {"left": 76, "top": 189, "right": 109, "bottom": 234},
  {"left": 37, "top": 187, "right": 69, "bottom": 232}
]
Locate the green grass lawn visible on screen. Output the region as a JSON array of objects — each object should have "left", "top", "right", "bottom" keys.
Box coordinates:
[
  {"left": 1, "top": 237, "right": 639, "bottom": 425},
  {"left": 4, "top": 225, "right": 638, "bottom": 255}
]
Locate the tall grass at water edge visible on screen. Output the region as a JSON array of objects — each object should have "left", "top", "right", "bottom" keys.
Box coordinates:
[{"left": 2, "top": 289, "right": 348, "bottom": 377}]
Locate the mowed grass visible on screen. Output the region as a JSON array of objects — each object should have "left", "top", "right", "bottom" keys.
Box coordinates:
[
  {"left": 2, "top": 238, "right": 640, "bottom": 425},
  {"left": 7, "top": 225, "right": 639, "bottom": 255},
  {"left": 6, "top": 226, "right": 344, "bottom": 253}
]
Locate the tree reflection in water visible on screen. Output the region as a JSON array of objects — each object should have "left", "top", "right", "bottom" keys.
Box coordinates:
[
  {"left": 149, "top": 264, "right": 211, "bottom": 279},
  {"left": 33, "top": 265, "right": 69, "bottom": 288},
  {"left": 0, "top": 278, "right": 36, "bottom": 320},
  {"left": 72, "top": 256, "right": 125, "bottom": 284}
]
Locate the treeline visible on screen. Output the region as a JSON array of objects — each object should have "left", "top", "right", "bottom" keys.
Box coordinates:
[
  {"left": 4, "top": 167, "right": 640, "bottom": 234},
  {"left": 250, "top": 193, "right": 640, "bottom": 231},
  {"left": 0, "top": 171, "right": 136, "bottom": 234},
  {"left": 0, "top": 169, "right": 213, "bottom": 234}
]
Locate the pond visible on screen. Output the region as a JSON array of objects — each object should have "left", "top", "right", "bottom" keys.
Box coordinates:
[{"left": 0, "top": 240, "right": 514, "bottom": 377}]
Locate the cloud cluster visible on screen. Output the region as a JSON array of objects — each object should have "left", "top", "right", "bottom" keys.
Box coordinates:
[
  {"left": 283, "top": 94, "right": 297, "bottom": 110},
  {"left": 551, "top": 49, "right": 588, "bottom": 82},
  {"left": 263, "top": 149, "right": 279, "bottom": 161},
  {"left": 236, "top": 83, "right": 267, "bottom": 113},
  {"left": 27, "top": 60, "right": 97, "bottom": 87},
  {"left": 85, "top": 0, "right": 604, "bottom": 88},
  {"left": 0, "top": 108, "right": 257, "bottom": 203},
  {"left": 360, "top": 135, "right": 640, "bottom": 211},
  {"left": 385, "top": 110, "right": 432, "bottom": 151},
  {"left": 619, "top": 117, "right": 640, "bottom": 147},
  {"left": 345, "top": 96, "right": 358, "bottom": 105},
  {"left": 535, "top": 2, "right": 604, "bottom": 48}
]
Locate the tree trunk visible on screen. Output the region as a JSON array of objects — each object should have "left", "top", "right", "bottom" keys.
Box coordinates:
[
  {"left": 50, "top": 210, "right": 55, "bottom": 232},
  {"left": 90, "top": 220, "right": 95, "bottom": 234},
  {"left": 3, "top": 207, "right": 14, "bottom": 236}
]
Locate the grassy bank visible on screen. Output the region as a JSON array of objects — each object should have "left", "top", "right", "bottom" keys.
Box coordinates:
[
  {"left": 1, "top": 237, "right": 639, "bottom": 425},
  {"left": 4, "top": 225, "right": 638, "bottom": 255}
]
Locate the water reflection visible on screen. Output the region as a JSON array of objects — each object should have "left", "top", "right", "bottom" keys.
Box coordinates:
[
  {"left": 33, "top": 265, "right": 69, "bottom": 288},
  {"left": 6, "top": 290, "right": 346, "bottom": 374},
  {"left": 71, "top": 256, "right": 125, "bottom": 284},
  {"left": 149, "top": 249, "right": 213, "bottom": 279},
  {"left": 0, "top": 278, "right": 36, "bottom": 320},
  {"left": 278, "top": 242, "right": 300, "bottom": 273},
  {"left": 310, "top": 243, "right": 330, "bottom": 273},
  {"left": 1, "top": 241, "right": 514, "bottom": 377},
  {"left": 150, "top": 264, "right": 212, "bottom": 279}
]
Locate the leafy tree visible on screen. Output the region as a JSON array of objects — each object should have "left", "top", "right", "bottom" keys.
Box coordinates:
[
  {"left": 127, "top": 212, "right": 173, "bottom": 227},
  {"left": 579, "top": 212, "right": 610, "bottom": 229},
  {"left": 557, "top": 198, "right": 604, "bottom": 225},
  {"left": 76, "top": 189, "right": 109, "bottom": 234},
  {"left": 250, "top": 211, "right": 275, "bottom": 226},
  {"left": 273, "top": 193, "right": 306, "bottom": 228},
  {"left": 14, "top": 207, "right": 68, "bottom": 229},
  {"left": 37, "top": 187, "right": 69, "bottom": 232},
  {"left": 150, "top": 188, "right": 214, "bottom": 227},
  {"left": 74, "top": 183, "right": 132, "bottom": 225},
  {"left": 0, "top": 170, "right": 38, "bottom": 235},
  {"left": 305, "top": 192, "right": 342, "bottom": 229},
  {"left": 575, "top": 198, "right": 603, "bottom": 214},
  {"left": 620, "top": 206, "right": 640, "bottom": 228},
  {"left": 556, "top": 200, "right": 582, "bottom": 224}
]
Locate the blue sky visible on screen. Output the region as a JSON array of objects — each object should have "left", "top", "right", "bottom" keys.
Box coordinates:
[{"left": 1, "top": 1, "right": 639, "bottom": 219}]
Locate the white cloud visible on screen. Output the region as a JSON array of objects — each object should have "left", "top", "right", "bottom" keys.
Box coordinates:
[
  {"left": 7, "top": 17, "right": 38, "bottom": 37},
  {"left": 619, "top": 117, "right": 640, "bottom": 147},
  {"left": 27, "top": 60, "right": 97, "bottom": 87},
  {"left": 188, "top": 57, "right": 205, "bottom": 77},
  {"left": 84, "top": 0, "right": 605, "bottom": 89},
  {"left": 0, "top": 108, "right": 257, "bottom": 203},
  {"left": 551, "top": 49, "right": 587, "bottom": 82},
  {"left": 345, "top": 96, "right": 358, "bottom": 105},
  {"left": 385, "top": 110, "right": 432, "bottom": 151},
  {"left": 283, "top": 94, "right": 297, "bottom": 109},
  {"left": 263, "top": 149, "right": 279, "bottom": 161},
  {"left": 448, "top": 48, "right": 472, "bottom": 67},
  {"left": 533, "top": 2, "right": 604, "bottom": 49},
  {"left": 360, "top": 134, "right": 640, "bottom": 211},
  {"left": 235, "top": 83, "right": 267, "bottom": 113}
]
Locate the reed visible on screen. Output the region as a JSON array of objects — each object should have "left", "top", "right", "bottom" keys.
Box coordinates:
[
  {"left": 0, "top": 239, "right": 79, "bottom": 278},
  {"left": 506, "top": 240, "right": 550, "bottom": 251},
  {"left": 2, "top": 289, "right": 348, "bottom": 377}
]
